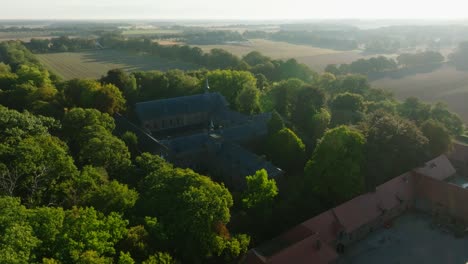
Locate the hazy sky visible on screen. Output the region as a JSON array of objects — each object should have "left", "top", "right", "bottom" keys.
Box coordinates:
[{"left": 2, "top": 0, "right": 468, "bottom": 20}]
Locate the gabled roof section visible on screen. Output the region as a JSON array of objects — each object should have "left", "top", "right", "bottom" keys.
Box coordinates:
[
  {"left": 333, "top": 193, "right": 381, "bottom": 233},
  {"left": 135, "top": 93, "right": 228, "bottom": 122},
  {"left": 267, "top": 234, "right": 338, "bottom": 264},
  {"left": 414, "top": 155, "right": 456, "bottom": 181},
  {"left": 448, "top": 142, "right": 468, "bottom": 163},
  {"left": 376, "top": 172, "right": 414, "bottom": 210},
  {"left": 300, "top": 210, "right": 340, "bottom": 244}
]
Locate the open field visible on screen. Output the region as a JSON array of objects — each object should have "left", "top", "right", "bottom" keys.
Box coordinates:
[
  {"left": 37, "top": 49, "right": 198, "bottom": 80},
  {"left": 0, "top": 31, "right": 54, "bottom": 42},
  {"left": 372, "top": 65, "right": 468, "bottom": 123},
  {"left": 122, "top": 29, "right": 182, "bottom": 36},
  {"left": 194, "top": 39, "right": 376, "bottom": 71}
]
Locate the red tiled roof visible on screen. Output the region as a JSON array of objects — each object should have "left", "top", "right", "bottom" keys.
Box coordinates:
[
  {"left": 333, "top": 193, "right": 381, "bottom": 233},
  {"left": 414, "top": 155, "right": 456, "bottom": 181},
  {"left": 414, "top": 173, "right": 468, "bottom": 220},
  {"left": 280, "top": 224, "right": 314, "bottom": 244},
  {"left": 248, "top": 156, "right": 462, "bottom": 264},
  {"left": 301, "top": 210, "right": 340, "bottom": 244},
  {"left": 244, "top": 249, "right": 267, "bottom": 264},
  {"left": 376, "top": 172, "right": 415, "bottom": 210},
  {"left": 448, "top": 142, "right": 468, "bottom": 163},
  {"left": 267, "top": 234, "right": 338, "bottom": 264}
]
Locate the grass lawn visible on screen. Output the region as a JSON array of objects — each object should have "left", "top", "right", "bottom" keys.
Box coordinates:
[{"left": 37, "top": 49, "right": 199, "bottom": 80}]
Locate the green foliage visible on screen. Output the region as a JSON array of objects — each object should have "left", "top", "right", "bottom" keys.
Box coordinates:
[
  {"left": 269, "top": 78, "right": 304, "bottom": 119},
  {"left": 28, "top": 207, "right": 65, "bottom": 259},
  {"left": 62, "top": 79, "right": 126, "bottom": 114},
  {"left": 58, "top": 207, "right": 128, "bottom": 262},
  {"left": 206, "top": 69, "right": 260, "bottom": 114},
  {"left": 330, "top": 92, "right": 365, "bottom": 126},
  {"left": 0, "top": 134, "right": 78, "bottom": 206},
  {"left": 398, "top": 97, "right": 431, "bottom": 124},
  {"left": 421, "top": 120, "right": 453, "bottom": 158},
  {"left": 77, "top": 125, "right": 132, "bottom": 178},
  {"left": 118, "top": 252, "right": 135, "bottom": 264},
  {"left": 118, "top": 225, "right": 150, "bottom": 262},
  {"left": 0, "top": 197, "right": 39, "bottom": 264},
  {"left": 62, "top": 108, "right": 115, "bottom": 142},
  {"left": 267, "top": 111, "right": 285, "bottom": 134},
  {"left": 134, "top": 70, "right": 201, "bottom": 102},
  {"left": 397, "top": 51, "right": 444, "bottom": 67},
  {"left": 450, "top": 41, "right": 468, "bottom": 70},
  {"left": 291, "top": 85, "right": 326, "bottom": 129},
  {"left": 87, "top": 180, "right": 138, "bottom": 214},
  {"left": 305, "top": 126, "right": 366, "bottom": 204},
  {"left": 0, "top": 106, "right": 58, "bottom": 142},
  {"left": 137, "top": 153, "right": 236, "bottom": 261},
  {"left": 142, "top": 252, "right": 175, "bottom": 264},
  {"left": 309, "top": 108, "right": 331, "bottom": 144},
  {"left": 430, "top": 102, "right": 464, "bottom": 136},
  {"left": 266, "top": 128, "right": 306, "bottom": 171},
  {"left": 242, "top": 169, "right": 278, "bottom": 209},
  {"left": 363, "top": 111, "right": 429, "bottom": 187},
  {"left": 101, "top": 69, "right": 137, "bottom": 105}
]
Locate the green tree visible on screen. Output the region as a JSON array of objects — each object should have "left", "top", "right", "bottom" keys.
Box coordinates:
[
  {"left": 78, "top": 125, "right": 132, "bottom": 178},
  {"left": 363, "top": 111, "right": 429, "bottom": 187},
  {"left": 101, "top": 69, "right": 137, "bottom": 105},
  {"left": 87, "top": 180, "right": 139, "bottom": 214},
  {"left": 291, "top": 85, "right": 326, "bottom": 129},
  {"left": 0, "top": 197, "right": 39, "bottom": 264},
  {"left": 267, "top": 111, "right": 285, "bottom": 134},
  {"left": 242, "top": 169, "right": 278, "bottom": 209},
  {"left": 266, "top": 128, "right": 306, "bottom": 171},
  {"left": 142, "top": 252, "right": 175, "bottom": 264},
  {"left": 57, "top": 207, "right": 128, "bottom": 262},
  {"left": 330, "top": 92, "right": 365, "bottom": 126},
  {"left": 93, "top": 83, "right": 126, "bottom": 114},
  {"left": 421, "top": 120, "right": 453, "bottom": 158},
  {"left": 304, "top": 126, "right": 366, "bottom": 205},
  {"left": 269, "top": 78, "right": 304, "bottom": 119},
  {"left": 28, "top": 207, "right": 65, "bottom": 260},
  {"left": 206, "top": 70, "right": 259, "bottom": 113},
  {"left": 0, "top": 135, "right": 78, "bottom": 206},
  {"left": 137, "top": 154, "right": 236, "bottom": 261},
  {"left": 118, "top": 252, "right": 135, "bottom": 264},
  {"left": 398, "top": 97, "right": 431, "bottom": 124},
  {"left": 430, "top": 102, "right": 464, "bottom": 136}
]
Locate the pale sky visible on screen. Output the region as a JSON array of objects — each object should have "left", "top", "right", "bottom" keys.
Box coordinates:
[{"left": 1, "top": 0, "right": 468, "bottom": 20}]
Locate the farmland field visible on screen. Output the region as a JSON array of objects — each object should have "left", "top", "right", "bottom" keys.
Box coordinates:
[
  {"left": 372, "top": 65, "right": 468, "bottom": 123},
  {"left": 194, "top": 39, "right": 371, "bottom": 71},
  {"left": 37, "top": 49, "right": 198, "bottom": 80},
  {"left": 122, "top": 29, "right": 182, "bottom": 36},
  {"left": 0, "top": 31, "right": 54, "bottom": 42}
]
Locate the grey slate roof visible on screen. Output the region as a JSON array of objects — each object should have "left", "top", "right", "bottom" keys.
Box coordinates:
[{"left": 135, "top": 93, "right": 228, "bottom": 122}]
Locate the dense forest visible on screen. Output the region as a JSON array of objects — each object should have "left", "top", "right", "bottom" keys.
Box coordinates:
[{"left": 0, "top": 39, "right": 464, "bottom": 263}]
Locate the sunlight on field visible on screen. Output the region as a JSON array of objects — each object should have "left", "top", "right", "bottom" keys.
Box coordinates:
[
  {"left": 194, "top": 39, "right": 369, "bottom": 71},
  {"left": 372, "top": 65, "right": 468, "bottom": 123},
  {"left": 122, "top": 29, "right": 182, "bottom": 35},
  {"left": 37, "top": 49, "right": 198, "bottom": 80}
]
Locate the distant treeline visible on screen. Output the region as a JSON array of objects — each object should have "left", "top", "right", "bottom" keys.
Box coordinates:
[
  {"left": 26, "top": 34, "right": 316, "bottom": 83},
  {"left": 449, "top": 41, "right": 468, "bottom": 70},
  {"left": 26, "top": 36, "right": 98, "bottom": 53},
  {"left": 325, "top": 51, "right": 445, "bottom": 76},
  {"left": 242, "top": 30, "right": 358, "bottom": 50},
  {"left": 182, "top": 30, "right": 246, "bottom": 45}
]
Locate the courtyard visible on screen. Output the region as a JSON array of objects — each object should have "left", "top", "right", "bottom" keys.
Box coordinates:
[{"left": 339, "top": 212, "right": 468, "bottom": 264}]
